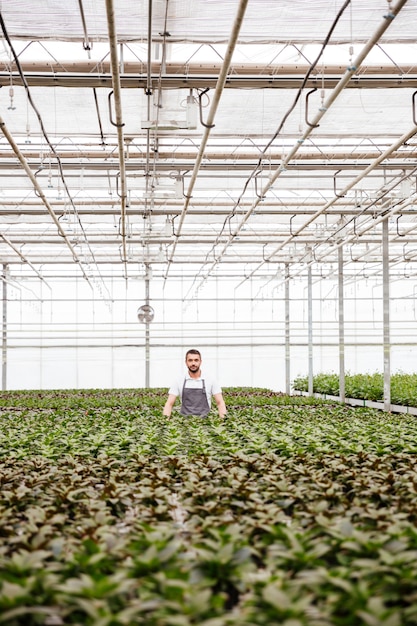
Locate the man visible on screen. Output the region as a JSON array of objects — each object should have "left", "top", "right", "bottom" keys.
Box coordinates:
[{"left": 163, "top": 349, "right": 227, "bottom": 418}]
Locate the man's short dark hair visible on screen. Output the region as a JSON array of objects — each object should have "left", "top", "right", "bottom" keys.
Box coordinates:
[{"left": 186, "top": 349, "right": 201, "bottom": 359}]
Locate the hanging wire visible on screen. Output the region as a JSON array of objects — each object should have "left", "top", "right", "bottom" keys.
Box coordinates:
[
  {"left": 209, "top": 0, "right": 351, "bottom": 243},
  {"left": 0, "top": 11, "right": 112, "bottom": 301},
  {"left": 182, "top": 0, "right": 352, "bottom": 300},
  {"left": 349, "top": 0, "right": 354, "bottom": 67},
  {"left": 142, "top": 0, "right": 172, "bottom": 242}
]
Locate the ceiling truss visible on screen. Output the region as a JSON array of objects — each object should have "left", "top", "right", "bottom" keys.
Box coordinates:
[{"left": 0, "top": 0, "right": 416, "bottom": 287}]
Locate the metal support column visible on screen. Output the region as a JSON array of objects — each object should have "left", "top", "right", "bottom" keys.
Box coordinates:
[
  {"left": 382, "top": 218, "right": 391, "bottom": 411},
  {"left": 284, "top": 263, "right": 291, "bottom": 395},
  {"left": 338, "top": 247, "right": 345, "bottom": 402},
  {"left": 307, "top": 263, "right": 313, "bottom": 396},
  {"left": 2, "top": 264, "right": 6, "bottom": 391},
  {"left": 145, "top": 271, "right": 150, "bottom": 389}
]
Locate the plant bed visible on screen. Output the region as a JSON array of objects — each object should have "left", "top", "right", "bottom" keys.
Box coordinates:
[
  {"left": 0, "top": 388, "right": 417, "bottom": 624},
  {"left": 293, "top": 372, "right": 417, "bottom": 407}
]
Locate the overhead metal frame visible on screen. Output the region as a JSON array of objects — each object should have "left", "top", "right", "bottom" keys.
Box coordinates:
[{"left": 0, "top": 0, "right": 416, "bottom": 286}]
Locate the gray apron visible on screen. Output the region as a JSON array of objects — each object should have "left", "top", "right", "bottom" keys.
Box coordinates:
[{"left": 180, "top": 378, "right": 210, "bottom": 417}]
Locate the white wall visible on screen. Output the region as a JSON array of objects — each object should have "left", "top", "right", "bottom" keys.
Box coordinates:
[{"left": 5, "top": 271, "right": 417, "bottom": 391}]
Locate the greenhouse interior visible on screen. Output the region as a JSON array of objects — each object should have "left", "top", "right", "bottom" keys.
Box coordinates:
[
  {"left": 2, "top": 2, "right": 417, "bottom": 624},
  {"left": 0, "top": 0, "right": 416, "bottom": 396}
]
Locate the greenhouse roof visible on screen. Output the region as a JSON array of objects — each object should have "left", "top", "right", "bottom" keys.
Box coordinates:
[{"left": 1, "top": 0, "right": 417, "bottom": 289}]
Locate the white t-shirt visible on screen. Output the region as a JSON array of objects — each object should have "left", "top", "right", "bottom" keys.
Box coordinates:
[{"left": 168, "top": 370, "right": 222, "bottom": 407}]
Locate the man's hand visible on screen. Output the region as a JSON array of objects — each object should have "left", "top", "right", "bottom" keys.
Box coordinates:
[{"left": 163, "top": 394, "right": 177, "bottom": 419}]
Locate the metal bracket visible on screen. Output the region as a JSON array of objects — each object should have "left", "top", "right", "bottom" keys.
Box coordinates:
[
  {"left": 115, "top": 172, "right": 123, "bottom": 198},
  {"left": 171, "top": 214, "right": 180, "bottom": 238},
  {"left": 333, "top": 170, "right": 345, "bottom": 198},
  {"left": 396, "top": 213, "right": 406, "bottom": 237},
  {"left": 313, "top": 246, "right": 321, "bottom": 263},
  {"left": 349, "top": 245, "right": 358, "bottom": 262},
  {"left": 352, "top": 216, "right": 357, "bottom": 238},
  {"left": 289, "top": 214, "right": 296, "bottom": 236},
  {"left": 108, "top": 91, "right": 125, "bottom": 128},
  {"left": 254, "top": 172, "right": 266, "bottom": 200},
  {"left": 413, "top": 90, "right": 417, "bottom": 126},
  {"left": 305, "top": 88, "right": 320, "bottom": 129},
  {"left": 198, "top": 88, "right": 215, "bottom": 129}
]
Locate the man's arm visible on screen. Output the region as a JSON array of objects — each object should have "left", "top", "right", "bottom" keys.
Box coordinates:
[
  {"left": 213, "top": 392, "right": 227, "bottom": 418},
  {"left": 163, "top": 394, "right": 177, "bottom": 417}
]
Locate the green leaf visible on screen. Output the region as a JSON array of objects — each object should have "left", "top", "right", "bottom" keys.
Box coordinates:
[{"left": 262, "top": 584, "right": 291, "bottom": 610}]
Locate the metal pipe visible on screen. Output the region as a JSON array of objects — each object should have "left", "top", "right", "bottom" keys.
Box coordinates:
[
  {"left": 3, "top": 66, "right": 417, "bottom": 90},
  {"left": 261, "top": 190, "right": 417, "bottom": 319},
  {"left": 164, "top": 0, "right": 249, "bottom": 278},
  {"left": 1, "top": 198, "right": 416, "bottom": 212},
  {"left": 235, "top": 131, "right": 417, "bottom": 288},
  {"left": 307, "top": 263, "right": 313, "bottom": 396},
  {"left": 284, "top": 263, "right": 290, "bottom": 395},
  {"left": 216, "top": 0, "right": 410, "bottom": 285},
  {"left": 338, "top": 246, "right": 345, "bottom": 403},
  {"left": 382, "top": 218, "right": 391, "bottom": 411},
  {"left": 105, "top": 0, "right": 128, "bottom": 271},
  {"left": 146, "top": 0, "right": 153, "bottom": 97},
  {"left": 3, "top": 60, "right": 416, "bottom": 78},
  {"left": 78, "top": 0, "right": 92, "bottom": 56},
  {"left": 0, "top": 115, "right": 89, "bottom": 281},
  {"left": 92, "top": 88, "right": 106, "bottom": 145},
  {"left": 0, "top": 233, "right": 48, "bottom": 283},
  {"left": 145, "top": 269, "right": 150, "bottom": 388},
  {"left": 324, "top": 187, "right": 417, "bottom": 261},
  {"left": 2, "top": 264, "right": 7, "bottom": 391},
  {"left": 143, "top": 0, "right": 154, "bottom": 210},
  {"left": 1, "top": 149, "right": 417, "bottom": 163}
]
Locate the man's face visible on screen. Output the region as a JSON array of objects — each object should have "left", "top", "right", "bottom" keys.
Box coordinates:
[{"left": 186, "top": 353, "right": 202, "bottom": 374}]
